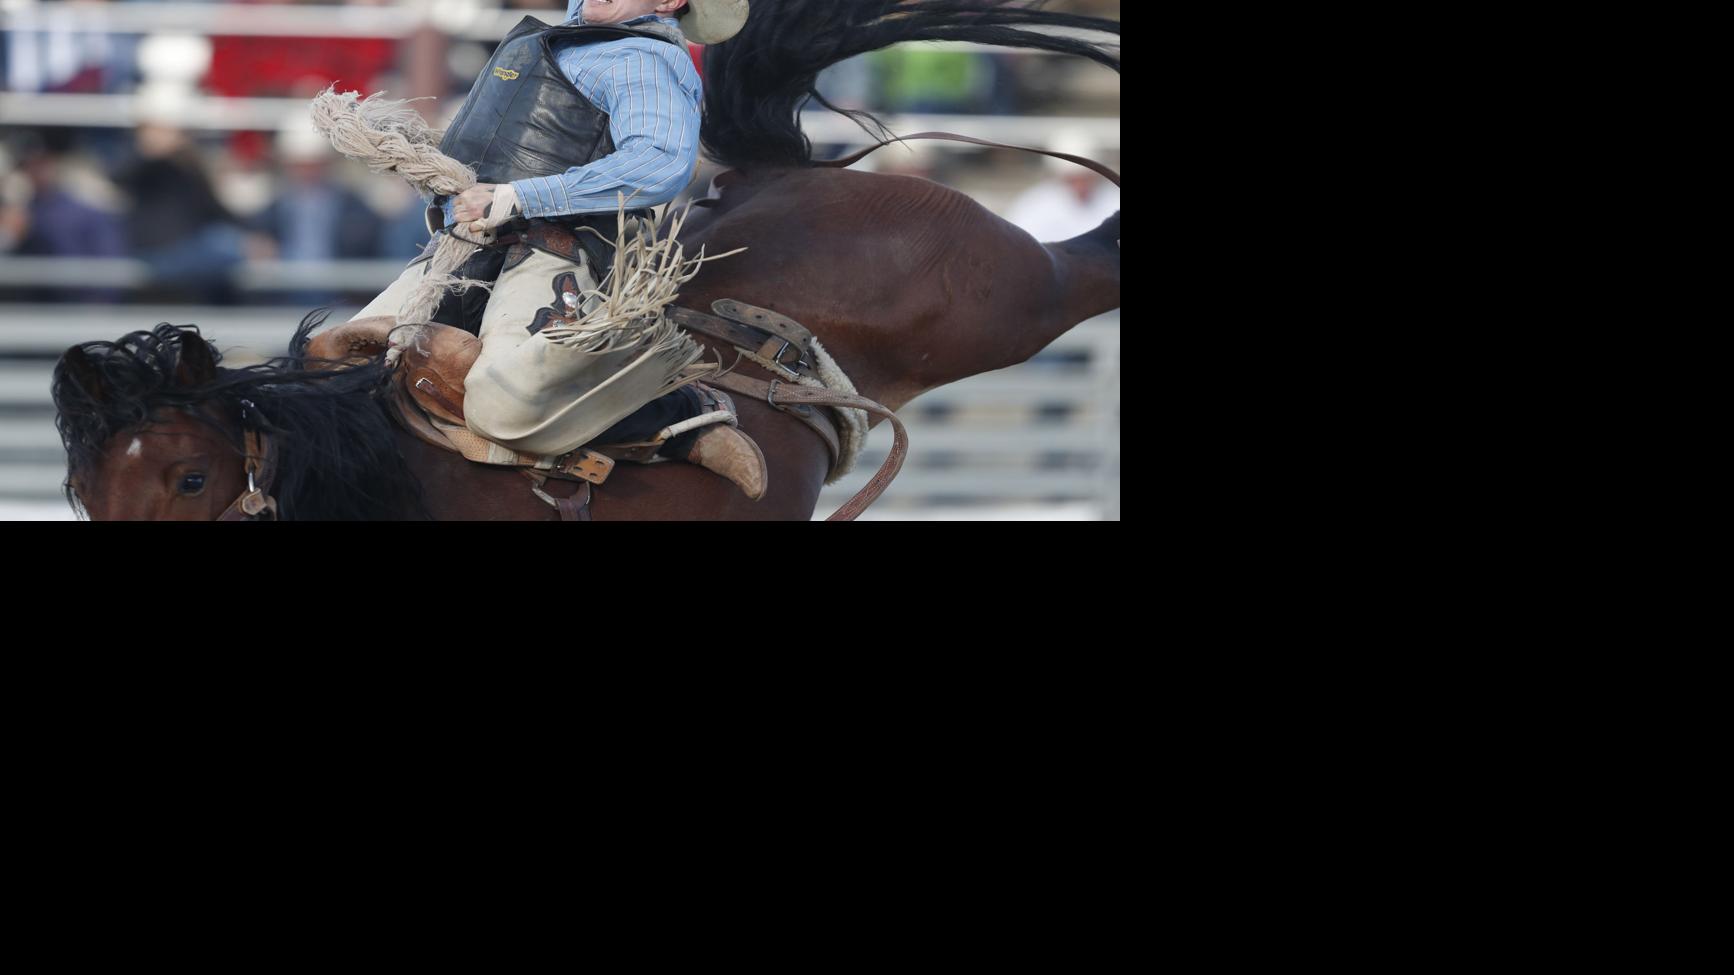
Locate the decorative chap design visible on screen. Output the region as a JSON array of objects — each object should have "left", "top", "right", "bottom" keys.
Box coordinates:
[{"left": 527, "top": 272, "right": 584, "bottom": 335}]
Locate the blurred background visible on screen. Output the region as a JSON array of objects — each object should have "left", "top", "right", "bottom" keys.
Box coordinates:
[{"left": 0, "top": 0, "right": 1119, "bottom": 520}]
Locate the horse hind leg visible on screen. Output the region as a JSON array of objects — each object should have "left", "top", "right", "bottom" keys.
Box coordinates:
[
  {"left": 918, "top": 207, "right": 1121, "bottom": 388},
  {"left": 1047, "top": 211, "right": 1121, "bottom": 327}
]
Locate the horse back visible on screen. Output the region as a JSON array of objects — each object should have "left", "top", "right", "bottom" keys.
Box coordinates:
[{"left": 679, "top": 166, "right": 1079, "bottom": 411}]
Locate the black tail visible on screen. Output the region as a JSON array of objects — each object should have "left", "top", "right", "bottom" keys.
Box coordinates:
[{"left": 700, "top": 0, "right": 1120, "bottom": 170}]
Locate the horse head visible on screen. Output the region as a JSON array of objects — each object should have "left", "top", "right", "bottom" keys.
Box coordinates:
[
  {"left": 54, "top": 315, "right": 430, "bottom": 521},
  {"left": 52, "top": 325, "right": 249, "bottom": 521}
]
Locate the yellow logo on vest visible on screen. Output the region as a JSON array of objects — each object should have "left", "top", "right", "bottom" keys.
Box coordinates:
[{"left": 493, "top": 67, "right": 521, "bottom": 81}]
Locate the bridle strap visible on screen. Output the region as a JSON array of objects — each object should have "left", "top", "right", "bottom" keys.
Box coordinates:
[{"left": 217, "top": 413, "right": 280, "bottom": 521}]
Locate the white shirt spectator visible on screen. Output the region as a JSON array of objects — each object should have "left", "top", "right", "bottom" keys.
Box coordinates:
[{"left": 1006, "top": 175, "right": 1121, "bottom": 243}]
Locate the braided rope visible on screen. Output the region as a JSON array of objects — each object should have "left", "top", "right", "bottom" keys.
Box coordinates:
[{"left": 308, "top": 86, "right": 493, "bottom": 359}]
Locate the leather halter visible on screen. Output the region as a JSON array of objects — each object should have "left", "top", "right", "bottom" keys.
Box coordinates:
[{"left": 216, "top": 400, "right": 280, "bottom": 521}]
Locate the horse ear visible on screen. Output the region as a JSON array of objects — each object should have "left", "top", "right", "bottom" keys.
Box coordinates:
[
  {"left": 59, "top": 346, "right": 106, "bottom": 404},
  {"left": 176, "top": 333, "right": 218, "bottom": 386}
]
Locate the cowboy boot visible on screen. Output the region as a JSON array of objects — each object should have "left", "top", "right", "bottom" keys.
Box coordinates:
[
  {"left": 674, "top": 422, "right": 768, "bottom": 501},
  {"left": 662, "top": 385, "right": 767, "bottom": 500},
  {"left": 596, "top": 383, "right": 769, "bottom": 501}
]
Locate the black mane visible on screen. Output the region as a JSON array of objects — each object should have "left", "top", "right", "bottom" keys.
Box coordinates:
[
  {"left": 52, "top": 312, "right": 430, "bottom": 519},
  {"left": 700, "top": 0, "right": 1121, "bottom": 169}
]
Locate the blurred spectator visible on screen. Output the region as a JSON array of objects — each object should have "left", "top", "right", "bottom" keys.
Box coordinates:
[
  {"left": 115, "top": 108, "right": 247, "bottom": 304},
  {"left": 207, "top": 33, "right": 396, "bottom": 165},
  {"left": 812, "top": 57, "right": 878, "bottom": 161},
  {"left": 980, "top": 54, "right": 1022, "bottom": 115},
  {"left": 873, "top": 137, "right": 948, "bottom": 182},
  {"left": 245, "top": 121, "right": 380, "bottom": 305},
  {"left": 1004, "top": 137, "right": 1120, "bottom": 242},
  {"left": 817, "top": 57, "right": 875, "bottom": 112},
  {"left": 378, "top": 193, "right": 435, "bottom": 264},
  {"left": 7, "top": 133, "right": 129, "bottom": 302},
  {"left": 205, "top": 32, "right": 394, "bottom": 101},
  {"left": 874, "top": 47, "right": 993, "bottom": 114},
  {"left": 0, "top": 145, "right": 28, "bottom": 253},
  {"left": 2, "top": 0, "right": 131, "bottom": 94},
  {"left": 0, "top": 0, "right": 1119, "bottom": 309}
]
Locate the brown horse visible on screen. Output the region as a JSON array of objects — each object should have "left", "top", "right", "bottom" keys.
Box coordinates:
[{"left": 51, "top": 0, "right": 1120, "bottom": 520}]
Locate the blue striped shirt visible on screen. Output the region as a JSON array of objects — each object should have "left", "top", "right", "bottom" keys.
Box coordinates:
[{"left": 510, "top": 4, "right": 702, "bottom": 218}]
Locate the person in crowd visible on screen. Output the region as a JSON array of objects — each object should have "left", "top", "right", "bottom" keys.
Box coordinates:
[
  {"left": 246, "top": 122, "right": 381, "bottom": 306},
  {"left": 874, "top": 46, "right": 993, "bottom": 114},
  {"left": 1005, "top": 136, "right": 1120, "bottom": 243},
  {"left": 0, "top": 144, "right": 32, "bottom": 256},
  {"left": 2, "top": 132, "right": 128, "bottom": 303},
  {"left": 114, "top": 115, "right": 248, "bottom": 304}
]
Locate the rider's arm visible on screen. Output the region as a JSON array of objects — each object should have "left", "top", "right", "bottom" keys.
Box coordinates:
[{"left": 511, "top": 42, "right": 702, "bottom": 217}]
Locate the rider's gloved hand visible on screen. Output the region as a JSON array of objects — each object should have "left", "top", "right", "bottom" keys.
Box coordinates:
[{"left": 452, "top": 183, "right": 521, "bottom": 235}]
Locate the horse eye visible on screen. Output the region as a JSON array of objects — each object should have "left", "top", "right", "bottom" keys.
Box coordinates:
[{"left": 178, "top": 473, "right": 207, "bottom": 496}]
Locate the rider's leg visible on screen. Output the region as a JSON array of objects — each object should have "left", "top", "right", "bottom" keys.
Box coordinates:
[
  {"left": 460, "top": 240, "right": 768, "bottom": 498},
  {"left": 462, "top": 246, "right": 661, "bottom": 455},
  {"left": 349, "top": 239, "right": 436, "bottom": 322},
  {"left": 349, "top": 233, "right": 503, "bottom": 331}
]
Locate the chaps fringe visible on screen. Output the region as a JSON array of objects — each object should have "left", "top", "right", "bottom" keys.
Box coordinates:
[{"left": 535, "top": 198, "right": 747, "bottom": 408}]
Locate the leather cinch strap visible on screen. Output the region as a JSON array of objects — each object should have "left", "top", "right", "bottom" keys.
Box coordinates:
[
  {"left": 708, "top": 373, "right": 908, "bottom": 522},
  {"left": 665, "top": 303, "right": 844, "bottom": 473}
]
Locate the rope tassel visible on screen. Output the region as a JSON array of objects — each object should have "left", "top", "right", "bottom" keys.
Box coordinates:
[
  {"left": 307, "top": 86, "right": 471, "bottom": 196},
  {"left": 307, "top": 85, "right": 491, "bottom": 355}
]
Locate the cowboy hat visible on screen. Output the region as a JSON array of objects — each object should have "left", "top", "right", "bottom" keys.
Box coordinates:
[{"left": 678, "top": 0, "right": 749, "bottom": 45}]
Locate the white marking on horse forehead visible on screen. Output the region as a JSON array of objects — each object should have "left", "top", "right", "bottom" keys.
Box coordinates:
[{"left": 126, "top": 437, "right": 143, "bottom": 458}]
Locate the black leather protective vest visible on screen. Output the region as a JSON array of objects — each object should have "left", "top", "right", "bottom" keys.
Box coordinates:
[
  {"left": 427, "top": 17, "right": 683, "bottom": 335},
  {"left": 439, "top": 16, "right": 682, "bottom": 187}
]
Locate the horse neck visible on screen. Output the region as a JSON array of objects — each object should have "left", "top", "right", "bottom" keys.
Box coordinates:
[{"left": 244, "top": 374, "right": 427, "bottom": 520}]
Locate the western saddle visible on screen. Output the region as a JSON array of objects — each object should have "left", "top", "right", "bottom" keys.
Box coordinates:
[{"left": 305, "top": 298, "right": 907, "bottom": 521}]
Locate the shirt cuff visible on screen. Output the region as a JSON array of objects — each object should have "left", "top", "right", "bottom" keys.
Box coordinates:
[{"left": 512, "top": 177, "right": 563, "bottom": 218}]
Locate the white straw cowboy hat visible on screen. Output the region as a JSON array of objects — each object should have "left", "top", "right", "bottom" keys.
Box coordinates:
[{"left": 678, "top": 0, "right": 749, "bottom": 44}]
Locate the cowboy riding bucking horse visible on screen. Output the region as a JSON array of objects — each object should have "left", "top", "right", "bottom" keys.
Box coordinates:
[{"left": 351, "top": 0, "right": 768, "bottom": 499}]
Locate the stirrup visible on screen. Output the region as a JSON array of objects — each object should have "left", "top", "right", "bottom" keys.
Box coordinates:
[
  {"left": 596, "top": 384, "right": 768, "bottom": 500},
  {"left": 597, "top": 383, "right": 740, "bottom": 463},
  {"left": 684, "top": 424, "right": 768, "bottom": 501}
]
